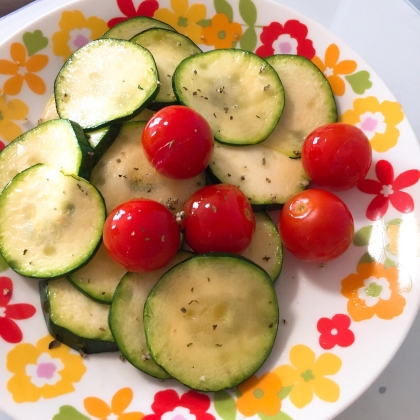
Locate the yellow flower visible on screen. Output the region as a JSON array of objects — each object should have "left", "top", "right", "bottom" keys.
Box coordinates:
[
  {"left": 201, "top": 13, "right": 242, "bottom": 49},
  {"left": 84, "top": 387, "right": 143, "bottom": 420},
  {"left": 154, "top": 0, "right": 207, "bottom": 44},
  {"left": 236, "top": 372, "right": 282, "bottom": 416},
  {"left": 340, "top": 96, "right": 404, "bottom": 152},
  {"left": 0, "top": 94, "right": 29, "bottom": 141},
  {"left": 273, "top": 344, "right": 341, "bottom": 409},
  {"left": 52, "top": 10, "right": 108, "bottom": 61},
  {"left": 6, "top": 334, "right": 86, "bottom": 403},
  {"left": 0, "top": 42, "right": 48, "bottom": 95},
  {"left": 312, "top": 43, "right": 357, "bottom": 96},
  {"left": 341, "top": 262, "right": 406, "bottom": 321},
  {"left": 386, "top": 218, "right": 420, "bottom": 257}
]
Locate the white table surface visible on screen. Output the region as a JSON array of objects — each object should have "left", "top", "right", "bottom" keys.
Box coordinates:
[{"left": 0, "top": 1, "right": 419, "bottom": 419}]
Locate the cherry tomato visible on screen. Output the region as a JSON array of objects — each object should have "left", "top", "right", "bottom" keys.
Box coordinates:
[
  {"left": 301, "top": 123, "right": 372, "bottom": 191},
  {"left": 278, "top": 189, "right": 354, "bottom": 263},
  {"left": 183, "top": 184, "right": 256, "bottom": 254},
  {"left": 141, "top": 105, "right": 214, "bottom": 179},
  {"left": 103, "top": 198, "right": 180, "bottom": 272}
]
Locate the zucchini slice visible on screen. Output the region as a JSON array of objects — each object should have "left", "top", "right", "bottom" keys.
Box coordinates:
[
  {"left": 67, "top": 243, "right": 127, "bottom": 303},
  {"left": 40, "top": 278, "right": 118, "bottom": 354},
  {"left": 208, "top": 141, "right": 309, "bottom": 208},
  {"left": 102, "top": 16, "right": 175, "bottom": 40},
  {"left": 0, "top": 118, "right": 94, "bottom": 191},
  {"left": 241, "top": 211, "right": 283, "bottom": 281},
  {"left": 109, "top": 251, "right": 192, "bottom": 379},
  {"left": 264, "top": 54, "right": 337, "bottom": 157},
  {"left": 0, "top": 164, "right": 105, "bottom": 278},
  {"left": 131, "top": 28, "right": 202, "bottom": 108},
  {"left": 54, "top": 38, "right": 159, "bottom": 130},
  {"left": 41, "top": 94, "right": 121, "bottom": 164},
  {"left": 173, "top": 49, "right": 285, "bottom": 145},
  {"left": 90, "top": 121, "right": 206, "bottom": 213},
  {"left": 144, "top": 254, "right": 279, "bottom": 391}
]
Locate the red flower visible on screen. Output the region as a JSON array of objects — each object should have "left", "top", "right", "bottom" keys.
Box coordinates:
[
  {"left": 143, "top": 389, "right": 215, "bottom": 420},
  {"left": 317, "top": 314, "right": 355, "bottom": 350},
  {"left": 358, "top": 160, "right": 420, "bottom": 221},
  {"left": 0, "top": 276, "right": 36, "bottom": 343},
  {"left": 256, "top": 20, "right": 315, "bottom": 59},
  {"left": 108, "top": 0, "right": 159, "bottom": 28}
]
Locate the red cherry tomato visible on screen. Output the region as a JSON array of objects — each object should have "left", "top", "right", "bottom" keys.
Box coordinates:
[
  {"left": 301, "top": 123, "right": 372, "bottom": 191},
  {"left": 278, "top": 189, "right": 354, "bottom": 263},
  {"left": 103, "top": 198, "right": 180, "bottom": 272},
  {"left": 183, "top": 184, "right": 256, "bottom": 254},
  {"left": 141, "top": 105, "right": 214, "bottom": 179}
]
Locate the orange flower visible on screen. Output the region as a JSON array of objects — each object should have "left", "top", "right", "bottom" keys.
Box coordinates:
[
  {"left": 312, "top": 43, "right": 357, "bottom": 96},
  {"left": 84, "top": 387, "right": 143, "bottom": 420},
  {"left": 0, "top": 42, "right": 48, "bottom": 95},
  {"left": 0, "top": 95, "right": 29, "bottom": 141},
  {"left": 236, "top": 372, "right": 282, "bottom": 416},
  {"left": 201, "top": 13, "right": 242, "bottom": 49},
  {"left": 341, "top": 262, "right": 406, "bottom": 321}
]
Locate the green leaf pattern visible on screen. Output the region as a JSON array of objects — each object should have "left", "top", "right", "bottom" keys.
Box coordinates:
[
  {"left": 214, "top": 0, "right": 234, "bottom": 22},
  {"left": 53, "top": 405, "right": 90, "bottom": 420},
  {"left": 214, "top": 390, "right": 237, "bottom": 420},
  {"left": 239, "top": 0, "right": 257, "bottom": 26},
  {"left": 240, "top": 26, "right": 258, "bottom": 51}
]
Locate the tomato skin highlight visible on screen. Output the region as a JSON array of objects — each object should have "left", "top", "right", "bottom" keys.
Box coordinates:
[
  {"left": 301, "top": 123, "right": 372, "bottom": 191},
  {"left": 278, "top": 189, "right": 354, "bottom": 263},
  {"left": 183, "top": 184, "right": 256, "bottom": 254},
  {"left": 142, "top": 105, "right": 214, "bottom": 179},
  {"left": 103, "top": 198, "right": 181, "bottom": 272}
]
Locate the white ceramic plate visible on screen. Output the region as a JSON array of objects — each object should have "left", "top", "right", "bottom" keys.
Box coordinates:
[{"left": 1, "top": 0, "right": 420, "bottom": 419}]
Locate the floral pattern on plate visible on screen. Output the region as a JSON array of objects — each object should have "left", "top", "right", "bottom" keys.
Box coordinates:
[{"left": 0, "top": 0, "right": 419, "bottom": 419}]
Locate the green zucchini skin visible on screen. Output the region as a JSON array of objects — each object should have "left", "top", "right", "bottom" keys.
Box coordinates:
[
  {"left": 0, "top": 118, "right": 94, "bottom": 192},
  {"left": 67, "top": 243, "right": 127, "bottom": 304},
  {"left": 241, "top": 211, "right": 283, "bottom": 281},
  {"left": 144, "top": 253, "right": 279, "bottom": 391},
  {"left": 86, "top": 124, "right": 122, "bottom": 165},
  {"left": 264, "top": 54, "right": 337, "bottom": 157},
  {"left": 41, "top": 94, "right": 121, "bottom": 165},
  {"left": 54, "top": 38, "right": 160, "bottom": 131},
  {"left": 131, "top": 28, "right": 202, "bottom": 109},
  {"left": 109, "top": 251, "right": 193, "bottom": 379},
  {"left": 0, "top": 164, "right": 105, "bottom": 279},
  {"left": 39, "top": 279, "right": 118, "bottom": 354},
  {"left": 102, "top": 16, "right": 175, "bottom": 40},
  {"left": 172, "top": 48, "right": 285, "bottom": 146}
]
